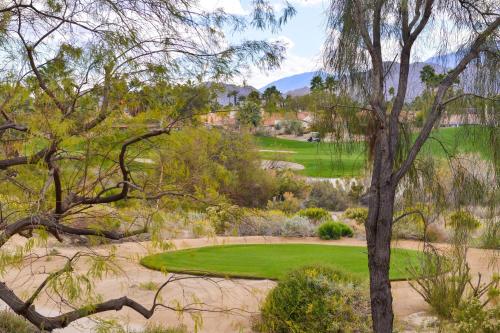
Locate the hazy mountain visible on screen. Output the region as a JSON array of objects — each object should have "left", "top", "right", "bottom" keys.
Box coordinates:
[
  {"left": 425, "top": 51, "right": 461, "bottom": 68},
  {"left": 255, "top": 50, "right": 492, "bottom": 101},
  {"left": 382, "top": 62, "right": 449, "bottom": 100},
  {"left": 206, "top": 83, "right": 258, "bottom": 106},
  {"left": 259, "top": 71, "right": 327, "bottom": 93},
  {"left": 258, "top": 61, "right": 451, "bottom": 101},
  {"left": 286, "top": 86, "right": 310, "bottom": 97}
]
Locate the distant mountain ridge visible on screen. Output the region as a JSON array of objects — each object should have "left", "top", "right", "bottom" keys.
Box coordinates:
[
  {"left": 258, "top": 51, "right": 462, "bottom": 101},
  {"left": 259, "top": 71, "right": 327, "bottom": 94},
  {"left": 206, "top": 82, "right": 257, "bottom": 106}
]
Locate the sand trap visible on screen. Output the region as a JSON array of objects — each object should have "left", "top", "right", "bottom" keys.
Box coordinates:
[
  {"left": 1, "top": 236, "right": 497, "bottom": 333},
  {"left": 261, "top": 160, "right": 305, "bottom": 170}
]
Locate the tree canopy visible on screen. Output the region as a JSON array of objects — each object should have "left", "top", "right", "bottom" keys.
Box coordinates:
[{"left": 0, "top": 0, "right": 296, "bottom": 330}]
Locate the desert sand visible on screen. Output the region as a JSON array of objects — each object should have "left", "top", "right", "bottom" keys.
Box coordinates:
[{"left": 1, "top": 236, "right": 497, "bottom": 332}]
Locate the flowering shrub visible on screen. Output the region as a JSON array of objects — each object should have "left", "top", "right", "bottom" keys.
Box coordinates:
[{"left": 297, "top": 207, "right": 331, "bottom": 223}]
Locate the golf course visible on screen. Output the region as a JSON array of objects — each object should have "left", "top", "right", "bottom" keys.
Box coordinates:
[
  {"left": 256, "top": 126, "right": 494, "bottom": 177},
  {"left": 141, "top": 244, "right": 421, "bottom": 280}
]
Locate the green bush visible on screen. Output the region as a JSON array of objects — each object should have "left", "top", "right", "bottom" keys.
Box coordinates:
[
  {"left": 0, "top": 310, "right": 37, "bottom": 333},
  {"left": 257, "top": 265, "right": 371, "bottom": 333},
  {"left": 275, "top": 170, "right": 310, "bottom": 199},
  {"left": 317, "top": 221, "right": 353, "bottom": 240},
  {"left": 305, "top": 181, "right": 348, "bottom": 211},
  {"left": 338, "top": 223, "right": 354, "bottom": 237},
  {"left": 297, "top": 207, "right": 330, "bottom": 223},
  {"left": 283, "top": 119, "right": 304, "bottom": 136},
  {"left": 343, "top": 207, "right": 368, "bottom": 225},
  {"left": 267, "top": 192, "right": 301, "bottom": 215}
]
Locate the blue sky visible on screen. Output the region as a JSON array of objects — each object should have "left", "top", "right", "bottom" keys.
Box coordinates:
[
  {"left": 201, "top": 1, "right": 464, "bottom": 88},
  {"left": 201, "top": 0, "right": 329, "bottom": 88}
]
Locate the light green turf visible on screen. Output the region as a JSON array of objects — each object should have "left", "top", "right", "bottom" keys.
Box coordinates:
[
  {"left": 141, "top": 244, "right": 421, "bottom": 281},
  {"left": 256, "top": 126, "right": 494, "bottom": 178}
]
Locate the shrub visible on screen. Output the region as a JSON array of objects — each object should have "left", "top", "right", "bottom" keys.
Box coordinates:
[
  {"left": 348, "top": 183, "right": 365, "bottom": 201},
  {"left": 238, "top": 210, "right": 285, "bottom": 236},
  {"left": 267, "top": 192, "right": 301, "bottom": 215},
  {"left": 161, "top": 128, "right": 278, "bottom": 209},
  {"left": 446, "top": 298, "right": 500, "bottom": 333},
  {"left": 206, "top": 204, "right": 243, "bottom": 235},
  {"left": 0, "top": 310, "right": 37, "bottom": 333},
  {"left": 425, "top": 223, "right": 448, "bottom": 243},
  {"left": 283, "top": 119, "right": 304, "bottom": 136},
  {"left": 238, "top": 211, "right": 315, "bottom": 237},
  {"left": 318, "top": 221, "right": 342, "bottom": 240},
  {"left": 280, "top": 216, "right": 316, "bottom": 237},
  {"left": 257, "top": 265, "right": 371, "bottom": 333},
  {"left": 297, "top": 207, "right": 330, "bottom": 223},
  {"left": 275, "top": 170, "right": 310, "bottom": 199},
  {"left": 317, "top": 221, "right": 353, "bottom": 240},
  {"left": 305, "top": 181, "right": 348, "bottom": 211},
  {"left": 343, "top": 207, "right": 368, "bottom": 225},
  {"left": 338, "top": 223, "right": 354, "bottom": 237},
  {"left": 409, "top": 230, "right": 499, "bottom": 321}
]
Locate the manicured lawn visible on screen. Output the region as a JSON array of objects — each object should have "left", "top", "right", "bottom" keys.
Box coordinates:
[
  {"left": 256, "top": 126, "right": 493, "bottom": 178},
  {"left": 141, "top": 244, "right": 421, "bottom": 281},
  {"left": 256, "top": 136, "right": 366, "bottom": 178}
]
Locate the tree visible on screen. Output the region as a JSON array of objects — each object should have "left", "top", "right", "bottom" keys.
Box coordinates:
[
  {"left": 0, "top": 0, "right": 295, "bottom": 330},
  {"left": 310, "top": 75, "right": 324, "bottom": 91},
  {"left": 420, "top": 65, "right": 446, "bottom": 89},
  {"left": 237, "top": 101, "right": 262, "bottom": 127},
  {"left": 262, "top": 85, "right": 283, "bottom": 113},
  {"left": 323, "top": 1, "right": 499, "bottom": 332},
  {"left": 247, "top": 90, "right": 261, "bottom": 103},
  {"left": 324, "top": 74, "right": 337, "bottom": 94}
]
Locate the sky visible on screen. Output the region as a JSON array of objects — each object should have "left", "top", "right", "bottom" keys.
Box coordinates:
[
  {"left": 201, "top": 1, "right": 466, "bottom": 89},
  {"left": 201, "top": 0, "right": 329, "bottom": 88}
]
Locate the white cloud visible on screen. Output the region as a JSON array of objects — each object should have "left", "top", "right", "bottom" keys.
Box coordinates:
[
  {"left": 198, "top": 0, "right": 247, "bottom": 15},
  {"left": 234, "top": 34, "right": 319, "bottom": 88},
  {"left": 288, "top": 0, "right": 325, "bottom": 7},
  {"left": 270, "top": 35, "right": 295, "bottom": 49},
  {"left": 242, "top": 50, "right": 321, "bottom": 88}
]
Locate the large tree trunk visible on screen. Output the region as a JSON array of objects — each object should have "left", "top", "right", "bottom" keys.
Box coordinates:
[{"left": 366, "top": 130, "right": 396, "bottom": 333}]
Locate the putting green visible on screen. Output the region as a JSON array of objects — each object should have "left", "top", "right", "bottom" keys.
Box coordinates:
[{"left": 141, "top": 244, "right": 420, "bottom": 280}]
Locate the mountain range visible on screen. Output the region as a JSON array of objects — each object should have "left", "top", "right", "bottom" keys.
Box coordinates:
[{"left": 216, "top": 51, "right": 470, "bottom": 104}]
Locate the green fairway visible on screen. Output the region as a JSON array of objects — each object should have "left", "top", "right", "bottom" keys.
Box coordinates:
[
  {"left": 141, "top": 244, "right": 420, "bottom": 280},
  {"left": 256, "top": 126, "right": 494, "bottom": 178},
  {"left": 256, "top": 136, "right": 367, "bottom": 177}
]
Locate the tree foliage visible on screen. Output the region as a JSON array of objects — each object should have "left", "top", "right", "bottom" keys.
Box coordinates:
[
  {"left": 0, "top": 0, "right": 296, "bottom": 330},
  {"left": 322, "top": 1, "right": 499, "bottom": 331}
]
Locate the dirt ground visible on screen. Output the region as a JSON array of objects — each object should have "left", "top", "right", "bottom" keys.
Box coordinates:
[{"left": 1, "top": 236, "right": 498, "bottom": 332}]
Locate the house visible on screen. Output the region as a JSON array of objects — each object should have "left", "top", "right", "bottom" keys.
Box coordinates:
[{"left": 201, "top": 111, "right": 237, "bottom": 127}]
